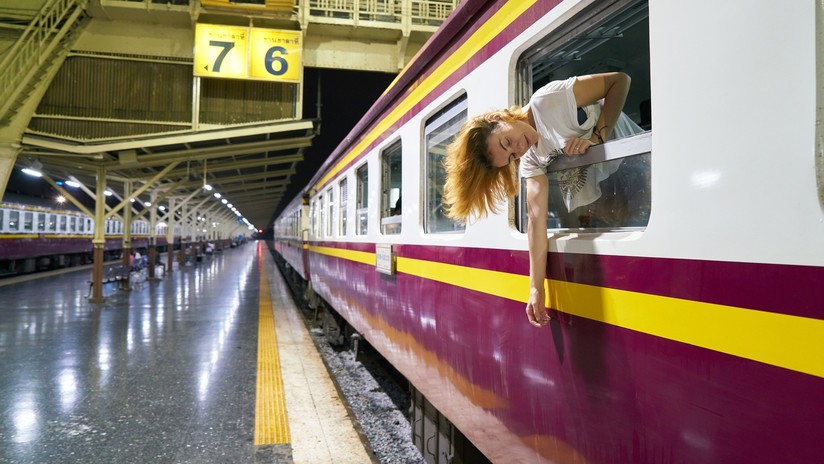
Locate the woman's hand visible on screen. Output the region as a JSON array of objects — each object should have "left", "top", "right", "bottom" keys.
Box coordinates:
[
  {"left": 563, "top": 136, "right": 595, "bottom": 156},
  {"left": 526, "top": 286, "right": 550, "bottom": 327}
]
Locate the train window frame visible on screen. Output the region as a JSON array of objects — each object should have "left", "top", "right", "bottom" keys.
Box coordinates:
[
  {"left": 423, "top": 94, "right": 467, "bottom": 234},
  {"left": 339, "top": 177, "right": 348, "bottom": 236},
  {"left": 380, "top": 140, "right": 403, "bottom": 235},
  {"left": 319, "top": 193, "right": 326, "bottom": 238},
  {"left": 23, "top": 211, "right": 33, "bottom": 232},
  {"left": 326, "top": 187, "right": 335, "bottom": 237},
  {"left": 513, "top": 0, "right": 652, "bottom": 234},
  {"left": 9, "top": 210, "right": 19, "bottom": 231},
  {"left": 355, "top": 162, "right": 369, "bottom": 236},
  {"left": 59, "top": 215, "right": 67, "bottom": 232},
  {"left": 311, "top": 197, "right": 319, "bottom": 239}
]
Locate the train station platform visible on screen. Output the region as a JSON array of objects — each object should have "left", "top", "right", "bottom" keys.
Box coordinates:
[{"left": 0, "top": 242, "right": 371, "bottom": 464}]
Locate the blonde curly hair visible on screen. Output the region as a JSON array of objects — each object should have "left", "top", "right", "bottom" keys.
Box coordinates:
[{"left": 443, "top": 107, "right": 526, "bottom": 222}]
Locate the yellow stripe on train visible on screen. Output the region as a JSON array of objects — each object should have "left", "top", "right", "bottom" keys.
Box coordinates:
[{"left": 310, "top": 245, "right": 824, "bottom": 380}]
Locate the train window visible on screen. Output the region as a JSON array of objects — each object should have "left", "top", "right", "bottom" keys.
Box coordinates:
[
  {"left": 9, "top": 211, "right": 18, "bottom": 231},
  {"left": 380, "top": 141, "right": 402, "bottom": 235},
  {"left": 339, "top": 177, "right": 348, "bottom": 236},
  {"left": 48, "top": 214, "right": 56, "bottom": 231},
  {"left": 515, "top": 0, "right": 652, "bottom": 232},
  {"left": 310, "top": 198, "right": 319, "bottom": 239},
  {"left": 326, "top": 188, "right": 334, "bottom": 237},
  {"left": 0, "top": 210, "right": 4, "bottom": 230},
  {"left": 59, "top": 215, "right": 67, "bottom": 232},
  {"left": 356, "top": 163, "right": 368, "bottom": 235},
  {"left": 36, "top": 213, "right": 45, "bottom": 232},
  {"left": 424, "top": 95, "right": 467, "bottom": 234},
  {"left": 69, "top": 216, "right": 77, "bottom": 233},
  {"left": 318, "top": 194, "right": 326, "bottom": 238},
  {"left": 23, "top": 212, "right": 33, "bottom": 231}
]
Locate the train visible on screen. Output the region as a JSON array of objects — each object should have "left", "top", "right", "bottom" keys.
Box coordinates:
[
  {"left": 272, "top": 0, "right": 824, "bottom": 463},
  {"left": 0, "top": 194, "right": 184, "bottom": 275}
]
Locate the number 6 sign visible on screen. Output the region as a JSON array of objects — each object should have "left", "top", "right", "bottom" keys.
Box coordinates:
[{"left": 194, "top": 23, "right": 302, "bottom": 83}]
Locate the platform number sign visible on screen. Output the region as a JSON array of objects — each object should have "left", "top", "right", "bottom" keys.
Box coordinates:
[{"left": 194, "top": 24, "right": 302, "bottom": 83}]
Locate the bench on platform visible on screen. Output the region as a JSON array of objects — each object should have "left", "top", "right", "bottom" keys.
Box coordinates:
[{"left": 87, "top": 265, "right": 130, "bottom": 298}]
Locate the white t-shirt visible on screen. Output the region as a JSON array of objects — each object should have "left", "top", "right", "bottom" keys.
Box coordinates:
[
  {"left": 518, "top": 76, "right": 640, "bottom": 211},
  {"left": 519, "top": 76, "right": 600, "bottom": 179}
]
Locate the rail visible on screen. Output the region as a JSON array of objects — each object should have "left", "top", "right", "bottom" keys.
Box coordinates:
[
  {"left": 102, "top": 0, "right": 458, "bottom": 28},
  {"left": 304, "top": 0, "right": 458, "bottom": 27}
]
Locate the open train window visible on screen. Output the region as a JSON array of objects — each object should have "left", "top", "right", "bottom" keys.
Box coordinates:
[
  {"left": 424, "top": 95, "right": 467, "bottom": 234},
  {"left": 515, "top": 0, "right": 651, "bottom": 232},
  {"left": 339, "top": 177, "right": 348, "bottom": 236},
  {"left": 356, "top": 163, "right": 369, "bottom": 235},
  {"left": 380, "top": 141, "right": 402, "bottom": 235}
]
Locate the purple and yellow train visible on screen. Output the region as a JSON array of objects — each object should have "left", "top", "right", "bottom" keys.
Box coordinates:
[
  {"left": 274, "top": 0, "right": 824, "bottom": 462},
  {"left": 0, "top": 197, "right": 180, "bottom": 275}
]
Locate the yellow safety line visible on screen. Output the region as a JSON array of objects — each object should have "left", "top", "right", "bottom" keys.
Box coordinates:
[{"left": 254, "top": 261, "right": 290, "bottom": 445}]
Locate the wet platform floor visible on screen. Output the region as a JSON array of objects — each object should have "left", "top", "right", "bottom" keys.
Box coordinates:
[{"left": 0, "top": 242, "right": 370, "bottom": 464}]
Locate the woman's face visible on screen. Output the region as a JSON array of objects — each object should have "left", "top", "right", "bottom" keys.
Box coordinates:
[{"left": 486, "top": 117, "right": 538, "bottom": 168}]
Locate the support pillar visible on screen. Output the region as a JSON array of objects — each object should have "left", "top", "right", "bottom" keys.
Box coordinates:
[
  {"left": 90, "top": 166, "right": 107, "bottom": 303},
  {"left": 148, "top": 191, "right": 157, "bottom": 279},
  {"left": 166, "top": 197, "right": 175, "bottom": 274},
  {"left": 121, "top": 181, "right": 132, "bottom": 275}
]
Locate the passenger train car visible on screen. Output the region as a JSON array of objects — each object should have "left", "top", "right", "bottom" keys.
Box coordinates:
[
  {"left": 0, "top": 196, "right": 183, "bottom": 275},
  {"left": 273, "top": 1, "right": 824, "bottom": 462}
]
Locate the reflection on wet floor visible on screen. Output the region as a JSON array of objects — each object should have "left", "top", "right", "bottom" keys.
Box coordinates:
[{"left": 0, "top": 245, "right": 261, "bottom": 463}]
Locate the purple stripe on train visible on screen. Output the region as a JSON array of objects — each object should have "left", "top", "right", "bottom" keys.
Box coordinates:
[{"left": 309, "top": 249, "right": 824, "bottom": 463}]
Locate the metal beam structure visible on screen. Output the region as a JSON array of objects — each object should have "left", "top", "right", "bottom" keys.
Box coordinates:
[{"left": 0, "top": 0, "right": 456, "bottom": 236}]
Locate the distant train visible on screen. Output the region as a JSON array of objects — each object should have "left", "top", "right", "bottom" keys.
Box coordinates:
[
  {"left": 273, "top": 0, "right": 824, "bottom": 463},
  {"left": 0, "top": 196, "right": 183, "bottom": 275}
]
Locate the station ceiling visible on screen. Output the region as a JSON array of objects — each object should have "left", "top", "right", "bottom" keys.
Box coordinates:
[{"left": 0, "top": 0, "right": 453, "bottom": 230}]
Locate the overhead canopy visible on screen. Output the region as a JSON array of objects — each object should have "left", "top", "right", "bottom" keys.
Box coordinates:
[{"left": 19, "top": 119, "right": 315, "bottom": 230}]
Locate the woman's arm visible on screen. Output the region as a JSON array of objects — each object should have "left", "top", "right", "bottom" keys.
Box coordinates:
[
  {"left": 563, "top": 72, "right": 631, "bottom": 154},
  {"left": 574, "top": 72, "right": 631, "bottom": 141},
  {"left": 525, "top": 174, "right": 550, "bottom": 327}
]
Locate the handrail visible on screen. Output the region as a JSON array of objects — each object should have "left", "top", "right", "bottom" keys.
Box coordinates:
[
  {"left": 303, "top": 0, "right": 458, "bottom": 28},
  {"left": 0, "top": 0, "right": 83, "bottom": 121}
]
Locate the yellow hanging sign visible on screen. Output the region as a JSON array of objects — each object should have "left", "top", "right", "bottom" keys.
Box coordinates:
[{"left": 194, "top": 23, "right": 302, "bottom": 83}]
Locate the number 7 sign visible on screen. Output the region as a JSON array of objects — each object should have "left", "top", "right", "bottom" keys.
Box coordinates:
[{"left": 194, "top": 24, "right": 302, "bottom": 83}]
